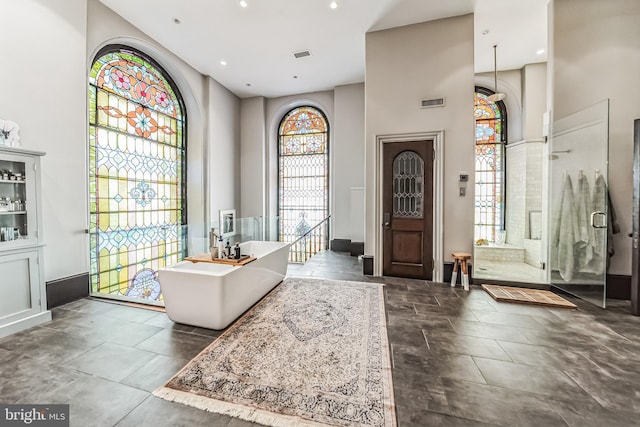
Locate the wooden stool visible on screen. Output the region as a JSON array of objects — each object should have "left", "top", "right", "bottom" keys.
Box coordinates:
[{"left": 451, "top": 252, "right": 472, "bottom": 291}]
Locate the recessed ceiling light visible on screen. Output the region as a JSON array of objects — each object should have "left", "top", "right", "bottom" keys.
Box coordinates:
[
  {"left": 246, "top": 83, "right": 252, "bottom": 87},
  {"left": 239, "top": 0, "right": 248, "bottom": 7},
  {"left": 330, "top": 1, "right": 338, "bottom": 9},
  {"left": 173, "top": 18, "right": 181, "bottom": 24},
  {"left": 220, "top": 60, "right": 227, "bottom": 66},
  {"left": 293, "top": 76, "right": 298, "bottom": 79},
  {"left": 536, "top": 49, "right": 545, "bottom": 55},
  {"left": 482, "top": 29, "right": 489, "bottom": 35}
]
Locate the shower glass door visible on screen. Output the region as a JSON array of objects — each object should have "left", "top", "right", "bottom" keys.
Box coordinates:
[{"left": 549, "top": 100, "right": 609, "bottom": 307}]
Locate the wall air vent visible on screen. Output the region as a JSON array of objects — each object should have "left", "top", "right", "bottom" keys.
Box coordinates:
[
  {"left": 421, "top": 98, "right": 445, "bottom": 108},
  {"left": 293, "top": 50, "right": 311, "bottom": 59}
]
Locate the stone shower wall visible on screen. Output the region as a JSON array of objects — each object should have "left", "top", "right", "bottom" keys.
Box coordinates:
[{"left": 505, "top": 140, "right": 544, "bottom": 266}]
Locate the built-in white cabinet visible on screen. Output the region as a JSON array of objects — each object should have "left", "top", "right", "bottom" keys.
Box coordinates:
[{"left": 0, "top": 146, "right": 50, "bottom": 338}]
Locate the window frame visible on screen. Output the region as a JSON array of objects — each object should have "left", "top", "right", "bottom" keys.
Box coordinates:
[
  {"left": 276, "top": 105, "right": 330, "bottom": 243},
  {"left": 88, "top": 44, "right": 188, "bottom": 304},
  {"left": 474, "top": 86, "right": 507, "bottom": 242}
]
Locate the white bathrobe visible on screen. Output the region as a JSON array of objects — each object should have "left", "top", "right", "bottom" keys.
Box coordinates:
[
  {"left": 575, "top": 173, "right": 595, "bottom": 271},
  {"left": 554, "top": 175, "right": 580, "bottom": 281}
]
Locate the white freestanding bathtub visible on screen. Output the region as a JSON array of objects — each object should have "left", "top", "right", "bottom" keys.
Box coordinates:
[{"left": 158, "top": 240, "right": 291, "bottom": 330}]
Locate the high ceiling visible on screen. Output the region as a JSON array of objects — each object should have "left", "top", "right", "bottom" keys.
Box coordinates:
[{"left": 98, "top": 0, "right": 548, "bottom": 99}]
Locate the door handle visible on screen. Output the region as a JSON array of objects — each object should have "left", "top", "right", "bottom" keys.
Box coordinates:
[
  {"left": 591, "top": 211, "right": 607, "bottom": 229},
  {"left": 383, "top": 213, "right": 390, "bottom": 228}
]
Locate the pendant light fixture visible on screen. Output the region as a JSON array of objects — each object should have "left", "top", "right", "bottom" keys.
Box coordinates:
[{"left": 487, "top": 44, "right": 506, "bottom": 102}]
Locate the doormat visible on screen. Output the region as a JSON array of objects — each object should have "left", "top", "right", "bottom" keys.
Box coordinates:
[
  {"left": 154, "top": 277, "right": 396, "bottom": 427},
  {"left": 481, "top": 284, "right": 577, "bottom": 309}
]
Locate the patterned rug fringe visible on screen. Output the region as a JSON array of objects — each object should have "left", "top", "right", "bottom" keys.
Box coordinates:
[{"left": 153, "top": 386, "right": 330, "bottom": 427}]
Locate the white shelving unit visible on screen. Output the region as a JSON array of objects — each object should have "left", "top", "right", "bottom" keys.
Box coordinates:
[{"left": 0, "top": 145, "right": 50, "bottom": 338}]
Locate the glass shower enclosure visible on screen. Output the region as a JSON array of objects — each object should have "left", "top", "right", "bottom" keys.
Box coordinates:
[{"left": 549, "top": 100, "right": 610, "bottom": 307}]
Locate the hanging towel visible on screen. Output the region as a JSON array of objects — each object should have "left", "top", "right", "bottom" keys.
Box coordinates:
[
  {"left": 555, "top": 175, "right": 580, "bottom": 281},
  {"left": 607, "top": 192, "right": 621, "bottom": 270},
  {"left": 575, "top": 173, "right": 595, "bottom": 271}
]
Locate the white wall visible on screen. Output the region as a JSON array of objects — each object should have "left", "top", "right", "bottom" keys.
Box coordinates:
[
  {"left": 90, "top": 0, "right": 240, "bottom": 261},
  {"left": 505, "top": 140, "right": 544, "bottom": 247},
  {"left": 90, "top": 0, "right": 220, "bottom": 270},
  {"left": 506, "top": 142, "right": 527, "bottom": 247},
  {"left": 240, "top": 97, "right": 266, "bottom": 219},
  {"left": 206, "top": 77, "right": 241, "bottom": 230},
  {"left": 551, "top": 0, "right": 640, "bottom": 275},
  {"left": 0, "top": 0, "right": 240, "bottom": 282},
  {"left": 0, "top": 0, "right": 87, "bottom": 281},
  {"left": 365, "top": 15, "right": 475, "bottom": 272},
  {"left": 504, "top": 63, "right": 546, "bottom": 248},
  {"left": 521, "top": 63, "right": 547, "bottom": 242},
  {"left": 522, "top": 63, "right": 547, "bottom": 141},
  {"left": 240, "top": 87, "right": 364, "bottom": 244},
  {"left": 87, "top": 0, "right": 216, "bottom": 252},
  {"left": 333, "top": 83, "right": 365, "bottom": 242}
]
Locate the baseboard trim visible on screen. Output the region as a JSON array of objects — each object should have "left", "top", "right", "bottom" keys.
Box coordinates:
[
  {"left": 607, "top": 274, "right": 630, "bottom": 300},
  {"left": 350, "top": 242, "right": 364, "bottom": 257},
  {"left": 46, "top": 273, "right": 89, "bottom": 309},
  {"left": 331, "top": 239, "right": 351, "bottom": 253}
]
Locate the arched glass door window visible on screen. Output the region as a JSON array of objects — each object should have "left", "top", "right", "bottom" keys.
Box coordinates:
[
  {"left": 393, "top": 151, "right": 424, "bottom": 218},
  {"left": 474, "top": 86, "right": 507, "bottom": 242},
  {"left": 88, "top": 46, "right": 186, "bottom": 305},
  {"left": 278, "top": 106, "right": 329, "bottom": 260}
]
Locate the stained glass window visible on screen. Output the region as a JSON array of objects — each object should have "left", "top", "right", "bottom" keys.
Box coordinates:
[
  {"left": 278, "top": 106, "right": 329, "bottom": 258},
  {"left": 474, "top": 87, "right": 506, "bottom": 242},
  {"left": 88, "top": 46, "right": 186, "bottom": 304}
]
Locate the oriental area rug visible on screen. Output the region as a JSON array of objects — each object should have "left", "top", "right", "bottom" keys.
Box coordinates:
[{"left": 154, "top": 277, "right": 397, "bottom": 427}]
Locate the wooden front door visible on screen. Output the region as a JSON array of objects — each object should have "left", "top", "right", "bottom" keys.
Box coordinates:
[{"left": 383, "top": 140, "right": 433, "bottom": 279}]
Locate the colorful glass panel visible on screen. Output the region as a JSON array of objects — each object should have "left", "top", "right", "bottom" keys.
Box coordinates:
[
  {"left": 474, "top": 90, "right": 505, "bottom": 242},
  {"left": 89, "top": 51, "right": 181, "bottom": 119},
  {"left": 278, "top": 107, "right": 329, "bottom": 260},
  {"left": 89, "top": 47, "right": 186, "bottom": 304}
]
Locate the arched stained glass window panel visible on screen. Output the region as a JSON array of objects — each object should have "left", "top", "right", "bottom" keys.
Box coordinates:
[
  {"left": 474, "top": 88, "right": 506, "bottom": 242},
  {"left": 278, "top": 106, "right": 329, "bottom": 262},
  {"left": 88, "top": 46, "right": 186, "bottom": 305}
]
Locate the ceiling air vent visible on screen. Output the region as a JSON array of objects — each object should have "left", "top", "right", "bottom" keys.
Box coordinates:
[
  {"left": 421, "top": 98, "right": 445, "bottom": 109},
  {"left": 293, "top": 50, "right": 311, "bottom": 59}
]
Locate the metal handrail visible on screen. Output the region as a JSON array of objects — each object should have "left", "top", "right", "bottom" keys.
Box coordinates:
[
  {"left": 291, "top": 214, "right": 331, "bottom": 246},
  {"left": 288, "top": 214, "right": 331, "bottom": 263}
]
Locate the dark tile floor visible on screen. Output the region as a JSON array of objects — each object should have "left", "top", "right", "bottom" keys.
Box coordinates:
[{"left": 2, "top": 251, "right": 640, "bottom": 426}]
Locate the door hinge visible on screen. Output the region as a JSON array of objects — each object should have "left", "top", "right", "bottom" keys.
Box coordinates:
[{"left": 33, "top": 163, "right": 37, "bottom": 171}]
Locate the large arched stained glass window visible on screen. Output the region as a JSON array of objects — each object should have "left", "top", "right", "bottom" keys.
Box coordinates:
[
  {"left": 278, "top": 106, "right": 329, "bottom": 261},
  {"left": 88, "top": 46, "right": 186, "bottom": 305},
  {"left": 474, "top": 87, "right": 507, "bottom": 242}
]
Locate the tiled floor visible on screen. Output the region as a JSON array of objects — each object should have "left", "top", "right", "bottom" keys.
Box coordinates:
[{"left": 2, "top": 251, "right": 640, "bottom": 426}]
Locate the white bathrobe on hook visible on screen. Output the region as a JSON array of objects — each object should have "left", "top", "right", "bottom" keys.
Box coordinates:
[
  {"left": 553, "top": 175, "right": 580, "bottom": 281},
  {"left": 575, "top": 172, "right": 595, "bottom": 272}
]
